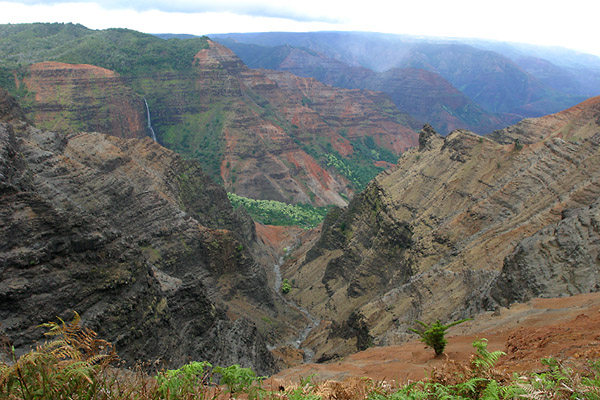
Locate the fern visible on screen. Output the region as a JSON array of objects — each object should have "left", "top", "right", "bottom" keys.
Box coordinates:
[
  {"left": 0, "top": 311, "right": 117, "bottom": 399},
  {"left": 470, "top": 339, "right": 506, "bottom": 373}
]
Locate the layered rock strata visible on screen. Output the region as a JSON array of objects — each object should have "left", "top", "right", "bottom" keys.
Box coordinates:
[
  {"left": 23, "top": 62, "right": 147, "bottom": 138},
  {"left": 0, "top": 88, "right": 277, "bottom": 374},
  {"left": 284, "top": 97, "right": 600, "bottom": 360}
]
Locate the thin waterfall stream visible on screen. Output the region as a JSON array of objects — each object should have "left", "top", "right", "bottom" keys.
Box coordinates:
[
  {"left": 273, "top": 255, "right": 320, "bottom": 362},
  {"left": 144, "top": 99, "right": 157, "bottom": 142}
]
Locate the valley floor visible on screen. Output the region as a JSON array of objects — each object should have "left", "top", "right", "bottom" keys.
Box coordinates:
[{"left": 271, "top": 292, "right": 600, "bottom": 383}]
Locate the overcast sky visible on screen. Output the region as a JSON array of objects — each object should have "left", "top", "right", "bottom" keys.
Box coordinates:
[{"left": 1, "top": 0, "right": 599, "bottom": 57}]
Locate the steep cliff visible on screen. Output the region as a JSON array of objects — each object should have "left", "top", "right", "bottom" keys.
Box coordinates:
[
  {"left": 22, "top": 62, "right": 147, "bottom": 138},
  {"left": 284, "top": 96, "right": 600, "bottom": 360},
  {"left": 153, "top": 40, "right": 417, "bottom": 205},
  {"left": 489, "top": 96, "right": 600, "bottom": 144},
  {"left": 212, "top": 32, "right": 592, "bottom": 121},
  {"left": 0, "top": 88, "right": 277, "bottom": 374}
]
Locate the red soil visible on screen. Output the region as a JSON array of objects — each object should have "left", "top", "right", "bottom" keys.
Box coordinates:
[{"left": 270, "top": 293, "right": 600, "bottom": 384}]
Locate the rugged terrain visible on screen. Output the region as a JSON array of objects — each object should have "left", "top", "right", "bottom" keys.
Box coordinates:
[
  {"left": 218, "top": 40, "right": 515, "bottom": 134},
  {"left": 282, "top": 96, "right": 600, "bottom": 361},
  {"left": 272, "top": 292, "right": 600, "bottom": 382},
  {"left": 1, "top": 24, "right": 418, "bottom": 206},
  {"left": 22, "top": 61, "right": 147, "bottom": 138},
  {"left": 179, "top": 40, "right": 416, "bottom": 205},
  {"left": 213, "top": 32, "right": 596, "bottom": 125},
  {"left": 0, "top": 88, "right": 285, "bottom": 374}
]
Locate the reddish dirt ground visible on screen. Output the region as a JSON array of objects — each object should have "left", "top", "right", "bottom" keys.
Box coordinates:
[{"left": 270, "top": 292, "right": 600, "bottom": 384}]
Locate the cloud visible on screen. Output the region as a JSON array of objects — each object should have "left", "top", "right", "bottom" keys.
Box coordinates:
[{"left": 14, "top": 0, "right": 344, "bottom": 23}]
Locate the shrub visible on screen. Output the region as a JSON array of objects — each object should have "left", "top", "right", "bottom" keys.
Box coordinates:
[
  {"left": 214, "top": 364, "right": 265, "bottom": 399},
  {"left": 156, "top": 361, "right": 213, "bottom": 400},
  {"left": 281, "top": 278, "right": 292, "bottom": 294},
  {"left": 409, "top": 318, "right": 470, "bottom": 356}
]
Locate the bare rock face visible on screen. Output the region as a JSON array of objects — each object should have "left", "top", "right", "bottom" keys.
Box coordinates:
[
  {"left": 492, "top": 197, "right": 600, "bottom": 305},
  {"left": 8, "top": 38, "right": 419, "bottom": 206},
  {"left": 222, "top": 42, "right": 517, "bottom": 134},
  {"left": 284, "top": 96, "right": 600, "bottom": 360},
  {"left": 489, "top": 96, "right": 600, "bottom": 144},
  {"left": 23, "top": 62, "right": 147, "bottom": 138},
  {"left": 0, "top": 91, "right": 277, "bottom": 374}
]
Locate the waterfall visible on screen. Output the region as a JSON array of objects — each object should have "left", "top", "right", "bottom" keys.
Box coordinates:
[{"left": 144, "top": 99, "right": 157, "bottom": 142}]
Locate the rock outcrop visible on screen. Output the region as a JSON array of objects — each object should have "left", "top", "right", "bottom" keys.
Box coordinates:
[
  {"left": 0, "top": 88, "right": 277, "bottom": 374},
  {"left": 284, "top": 96, "right": 600, "bottom": 361},
  {"left": 163, "top": 40, "right": 418, "bottom": 205}
]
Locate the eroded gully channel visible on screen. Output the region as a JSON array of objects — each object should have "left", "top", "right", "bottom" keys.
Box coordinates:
[{"left": 272, "top": 255, "right": 320, "bottom": 362}]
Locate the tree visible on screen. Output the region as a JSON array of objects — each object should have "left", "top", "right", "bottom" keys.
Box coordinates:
[{"left": 409, "top": 318, "right": 470, "bottom": 356}]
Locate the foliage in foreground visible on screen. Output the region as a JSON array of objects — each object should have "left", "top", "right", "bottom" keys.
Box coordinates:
[
  {"left": 227, "top": 192, "right": 331, "bottom": 228},
  {"left": 2, "top": 314, "right": 600, "bottom": 399}
]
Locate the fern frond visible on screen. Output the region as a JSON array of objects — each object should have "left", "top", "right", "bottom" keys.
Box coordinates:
[{"left": 471, "top": 339, "right": 506, "bottom": 373}]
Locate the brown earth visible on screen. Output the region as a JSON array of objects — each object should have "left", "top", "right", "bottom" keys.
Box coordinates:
[
  {"left": 271, "top": 292, "right": 600, "bottom": 383},
  {"left": 255, "top": 223, "right": 310, "bottom": 256},
  {"left": 490, "top": 95, "right": 600, "bottom": 144}
]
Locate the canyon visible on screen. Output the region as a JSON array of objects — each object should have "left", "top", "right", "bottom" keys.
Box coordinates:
[
  {"left": 281, "top": 96, "right": 600, "bottom": 362},
  {"left": 2, "top": 23, "right": 600, "bottom": 380}
]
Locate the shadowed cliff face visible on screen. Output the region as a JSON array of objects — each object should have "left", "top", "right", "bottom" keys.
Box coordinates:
[
  {"left": 284, "top": 96, "right": 600, "bottom": 361},
  {"left": 23, "top": 62, "right": 147, "bottom": 138},
  {"left": 0, "top": 88, "right": 277, "bottom": 374}
]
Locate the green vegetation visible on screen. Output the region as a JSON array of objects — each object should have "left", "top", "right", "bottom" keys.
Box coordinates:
[
  {"left": 2, "top": 314, "right": 600, "bottom": 399},
  {"left": 0, "top": 23, "right": 402, "bottom": 200},
  {"left": 409, "top": 318, "right": 470, "bottom": 356},
  {"left": 0, "top": 23, "right": 208, "bottom": 76},
  {"left": 156, "top": 361, "right": 213, "bottom": 399},
  {"left": 162, "top": 107, "right": 227, "bottom": 183},
  {"left": 214, "top": 364, "right": 265, "bottom": 399},
  {"left": 514, "top": 138, "right": 523, "bottom": 151},
  {"left": 227, "top": 192, "right": 330, "bottom": 228},
  {"left": 281, "top": 278, "right": 292, "bottom": 294},
  {"left": 288, "top": 127, "right": 396, "bottom": 192}
]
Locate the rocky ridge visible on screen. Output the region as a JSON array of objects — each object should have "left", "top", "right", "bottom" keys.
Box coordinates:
[
  {"left": 0, "top": 88, "right": 279, "bottom": 374},
  {"left": 158, "top": 40, "right": 418, "bottom": 205},
  {"left": 283, "top": 96, "right": 600, "bottom": 361}
]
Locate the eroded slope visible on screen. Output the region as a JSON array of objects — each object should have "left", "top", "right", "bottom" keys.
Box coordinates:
[
  {"left": 284, "top": 97, "right": 600, "bottom": 361},
  {"left": 0, "top": 88, "right": 278, "bottom": 374}
]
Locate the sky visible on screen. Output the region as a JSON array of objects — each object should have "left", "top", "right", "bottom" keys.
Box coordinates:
[{"left": 1, "top": 0, "right": 599, "bottom": 57}]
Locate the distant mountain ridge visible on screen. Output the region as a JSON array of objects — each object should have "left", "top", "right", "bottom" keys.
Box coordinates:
[
  {"left": 217, "top": 39, "right": 514, "bottom": 134},
  {"left": 211, "top": 31, "right": 599, "bottom": 133}
]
